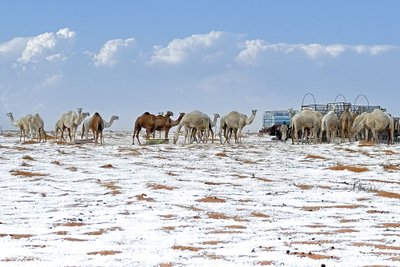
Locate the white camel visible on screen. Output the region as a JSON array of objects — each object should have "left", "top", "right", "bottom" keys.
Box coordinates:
[
  {"left": 321, "top": 110, "right": 338, "bottom": 143},
  {"left": 290, "top": 109, "right": 322, "bottom": 145},
  {"left": 350, "top": 112, "right": 369, "bottom": 141},
  {"left": 26, "top": 113, "right": 46, "bottom": 142},
  {"left": 81, "top": 114, "right": 119, "bottom": 140},
  {"left": 351, "top": 109, "right": 394, "bottom": 144},
  {"left": 56, "top": 108, "right": 89, "bottom": 142},
  {"left": 6, "top": 113, "right": 30, "bottom": 141},
  {"left": 219, "top": 110, "right": 257, "bottom": 144},
  {"left": 192, "top": 113, "right": 220, "bottom": 143},
  {"left": 173, "top": 110, "right": 210, "bottom": 145}
]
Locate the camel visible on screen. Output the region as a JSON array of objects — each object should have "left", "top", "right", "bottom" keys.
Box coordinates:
[
  {"left": 6, "top": 113, "right": 30, "bottom": 141},
  {"left": 339, "top": 108, "right": 354, "bottom": 143},
  {"left": 132, "top": 111, "right": 174, "bottom": 145},
  {"left": 219, "top": 110, "right": 257, "bottom": 144},
  {"left": 351, "top": 109, "right": 394, "bottom": 144},
  {"left": 26, "top": 113, "right": 46, "bottom": 142},
  {"left": 56, "top": 108, "right": 89, "bottom": 142},
  {"left": 90, "top": 112, "right": 105, "bottom": 144},
  {"left": 321, "top": 110, "right": 338, "bottom": 143},
  {"left": 81, "top": 115, "right": 119, "bottom": 140},
  {"left": 350, "top": 112, "right": 369, "bottom": 141},
  {"left": 173, "top": 110, "right": 210, "bottom": 145},
  {"left": 290, "top": 109, "right": 321, "bottom": 145},
  {"left": 192, "top": 113, "right": 220, "bottom": 143},
  {"left": 154, "top": 111, "right": 175, "bottom": 139}
]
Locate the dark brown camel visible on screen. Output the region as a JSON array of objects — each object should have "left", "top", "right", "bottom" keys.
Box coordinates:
[
  {"left": 133, "top": 112, "right": 156, "bottom": 145},
  {"left": 133, "top": 111, "right": 176, "bottom": 145},
  {"left": 158, "top": 112, "right": 185, "bottom": 139},
  {"left": 90, "top": 112, "right": 105, "bottom": 144},
  {"left": 154, "top": 111, "right": 174, "bottom": 138}
]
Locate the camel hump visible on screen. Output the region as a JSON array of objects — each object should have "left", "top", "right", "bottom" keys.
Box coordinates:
[
  {"left": 94, "top": 112, "right": 101, "bottom": 117},
  {"left": 143, "top": 112, "right": 151, "bottom": 115}
]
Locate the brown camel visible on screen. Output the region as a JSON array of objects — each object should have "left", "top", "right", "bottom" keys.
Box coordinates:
[
  {"left": 90, "top": 112, "right": 105, "bottom": 144},
  {"left": 133, "top": 112, "right": 156, "bottom": 145},
  {"left": 339, "top": 108, "right": 354, "bottom": 143},
  {"left": 132, "top": 111, "right": 175, "bottom": 145},
  {"left": 154, "top": 111, "right": 175, "bottom": 138}
]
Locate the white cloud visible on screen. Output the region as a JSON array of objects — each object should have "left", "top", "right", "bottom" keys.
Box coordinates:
[
  {"left": 40, "top": 73, "right": 63, "bottom": 88},
  {"left": 236, "top": 41, "right": 400, "bottom": 64},
  {"left": 17, "top": 28, "right": 76, "bottom": 64},
  {"left": 92, "top": 38, "right": 135, "bottom": 67},
  {"left": 0, "top": 37, "right": 30, "bottom": 56},
  {"left": 149, "top": 31, "right": 237, "bottom": 65}
]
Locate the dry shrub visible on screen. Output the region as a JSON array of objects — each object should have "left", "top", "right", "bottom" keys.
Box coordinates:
[
  {"left": 51, "top": 160, "right": 61, "bottom": 165},
  {"left": 64, "top": 237, "right": 88, "bottom": 242},
  {"left": 0, "top": 234, "right": 33, "bottom": 239},
  {"left": 224, "top": 225, "right": 246, "bottom": 229},
  {"left": 358, "top": 141, "right": 376, "bottom": 147},
  {"left": 67, "top": 166, "right": 77, "bottom": 172},
  {"left": 87, "top": 250, "right": 122, "bottom": 255},
  {"left": 20, "top": 162, "right": 32, "bottom": 167},
  {"left": 327, "top": 165, "right": 369, "bottom": 172},
  {"left": 383, "top": 150, "right": 397, "bottom": 155},
  {"left": 161, "top": 226, "right": 176, "bottom": 232},
  {"left": 22, "top": 155, "right": 34, "bottom": 161},
  {"left": 55, "top": 222, "right": 85, "bottom": 227},
  {"left": 335, "top": 228, "right": 358, "bottom": 233},
  {"left": 100, "top": 164, "right": 114, "bottom": 169},
  {"left": 352, "top": 242, "right": 400, "bottom": 250},
  {"left": 295, "top": 184, "right": 312, "bottom": 190},
  {"left": 258, "top": 261, "right": 273, "bottom": 266},
  {"left": 306, "top": 154, "right": 327, "bottom": 160},
  {"left": 256, "top": 177, "right": 273, "bottom": 182},
  {"left": 159, "top": 263, "right": 174, "bottom": 267},
  {"left": 215, "top": 152, "right": 227, "bottom": 157},
  {"left": 196, "top": 196, "right": 225, "bottom": 203},
  {"left": 172, "top": 245, "right": 202, "bottom": 252},
  {"left": 148, "top": 183, "right": 176, "bottom": 190},
  {"left": 201, "top": 240, "right": 226, "bottom": 245},
  {"left": 290, "top": 251, "right": 339, "bottom": 260},
  {"left": 251, "top": 212, "right": 270, "bottom": 218},
  {"left": 383, "top": 164, "right": 400, "bottom": 172},
  {"left": 166, "top": 171, "right": 178, "bottom": 176},
  {"left": 378, "top": 223, "right": 400, "bottom": 228},
  {"left": 135, "top": 194, "right": 155, "bottom": 202},
  {"left": 159, "top": 214, "right": 176, "bottom": 219},
  {"left": 207, "top": 212, "right": 230, "bottom": 220},
  {"left": 303, "top": 204, "right": 363, "bottom": 211},
  {"left": 373, "top": 190, "right": 400, "bottom": 199},
  {"left": 97, "top": 180, "right": 122, "bottom": 195},
  {"left": 10, "top": 170, "right": 48, "bottom": 177}
]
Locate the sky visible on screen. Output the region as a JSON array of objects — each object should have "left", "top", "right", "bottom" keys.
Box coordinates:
[{"left": 1, "top": 0, "right": 400, "bottom": 132}]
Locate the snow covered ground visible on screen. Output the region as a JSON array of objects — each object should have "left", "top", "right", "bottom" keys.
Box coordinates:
[{"left": 0, "top": 130, "right": 399, "bottom": 266}]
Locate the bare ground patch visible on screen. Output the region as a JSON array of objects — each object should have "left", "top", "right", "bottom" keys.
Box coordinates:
[
  {"left": 327, "top": 165, "right": 369, "bottom": 172},
  {"left": 196, "top": 196, "right": 226, "bottom": 203},
  {"left": 372, "top": 190, "right": 400, "bottom": 199},
  {"left": 87, "top": 250, "right": 122, "bottom": 256},
  {"left": 10, "top": 170, "right": 49, "bottom": 177},
  {"left": 147, "top": 183, "right": 176, "bottom": 190}
]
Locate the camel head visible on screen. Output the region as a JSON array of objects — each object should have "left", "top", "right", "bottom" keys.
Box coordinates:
[
  {"left": 6, "top": 112, "right": 13, "bottom": 119},
  {"left": 213, "top": 113, "right": 220, "bottom": 119},
  {"left": 163, "top": 111, "right": 174, "bottom": 118},
  {"left": 111, "top": 115, "right": 119, "bottom": 121}
]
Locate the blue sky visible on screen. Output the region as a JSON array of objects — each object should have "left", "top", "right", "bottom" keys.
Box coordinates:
[{"left": 1, "top": 1, "right": 400, "bottom": 131}]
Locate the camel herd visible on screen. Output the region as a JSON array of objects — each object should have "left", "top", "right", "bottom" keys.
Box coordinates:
[
  {"left": 133, "top": 110, "right": 257, "bottom": 145},
  {"left": 5, "top": 109, "right": 258, "bottom": 145},
  {"left": 290, "top": 108, "right": 395, "bottom": 145},
  {"left": 5, "top": 107, "right": 395, "bottom": 145}
]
